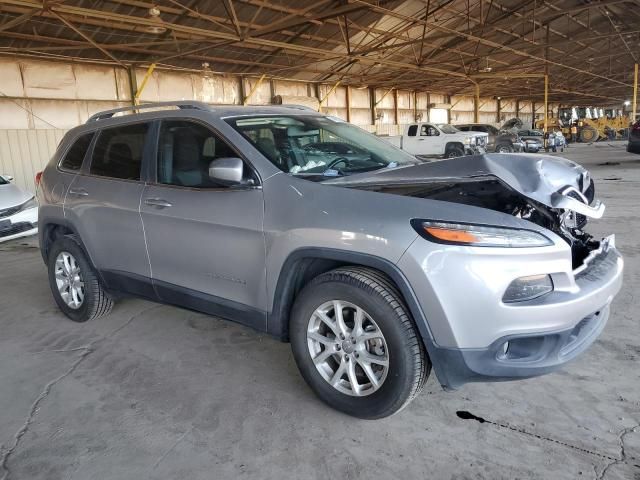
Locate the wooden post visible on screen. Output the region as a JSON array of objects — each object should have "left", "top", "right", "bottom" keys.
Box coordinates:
[
  {"left": 393, "top": 88, "right": 399, "bottom": 125},
  {"left": 544, "top": 74, "right": 549, "bottom": 133},
  {"left": 633, "top": 63, "right": 638, "bottom": 122},
  {"left": 243, "top": 74, "right": 266, "bottom": 105},
  {"left": 474, "top": 83, "right": 480, "bottom": 123},
  {"left": 134, "top": 63, "right": 156, "bottom": 105},
  {"left": 370, "top": 87, "right": 376, "bottom": 125},
  {"left": 346, "top": 85, "right": 351, "bottom": 123}
]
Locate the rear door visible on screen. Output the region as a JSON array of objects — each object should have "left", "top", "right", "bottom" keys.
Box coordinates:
[
  {"left": 399, "top": 124, "right": 419, "bottom": 153},
  {"left": 139, "top": 119, "right": 266, "bottom": 329},
  {"left": 64, "top": 121, "right": 153, "bottom": 295}
]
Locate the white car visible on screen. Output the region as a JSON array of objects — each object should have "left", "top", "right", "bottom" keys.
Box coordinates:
[
  {"left": 0, "top": 174, "right": 38, "bottom": 242},
  {"left": 383, "top": 122, "right": 488, "bottom": 158}
]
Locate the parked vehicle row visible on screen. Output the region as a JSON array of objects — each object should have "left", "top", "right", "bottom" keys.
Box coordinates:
[
  {"left": 383, "top": 122, "right": 488, "bottom": 158},
  {"left": 37, "top": 102, "right": 622, "bottom": 418}
]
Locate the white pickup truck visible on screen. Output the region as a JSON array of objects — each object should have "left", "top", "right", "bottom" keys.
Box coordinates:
[{"left": 383, "top": 122, "right": 488, "bottom": 158}]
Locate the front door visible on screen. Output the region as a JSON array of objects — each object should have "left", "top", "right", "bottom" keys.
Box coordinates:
[
  {"left": 418, "top": 123, "right": 443, "bottom": 155},
  {"left": 140, "top": 119, "right": 266, "bottom": 330}
]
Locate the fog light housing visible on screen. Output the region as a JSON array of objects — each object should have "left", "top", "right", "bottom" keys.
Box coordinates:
[{"left": 503, "top": 274, "right": 553, "bottom": 303}]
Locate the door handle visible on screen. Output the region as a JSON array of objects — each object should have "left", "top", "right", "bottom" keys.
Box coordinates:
[
  {"left": 68, "top": 188, "right": 89, "bottom": 196},
  {"left": 144, "top": 198, "right": 172, "bottom": 208}
]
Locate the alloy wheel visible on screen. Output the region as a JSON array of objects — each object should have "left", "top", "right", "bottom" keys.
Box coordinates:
[
  {"left": 306, "top": 300, "right": 389, "bottom": 396},
  {"left": 54, "top": 251, "right": 85, "bottom": 309}
]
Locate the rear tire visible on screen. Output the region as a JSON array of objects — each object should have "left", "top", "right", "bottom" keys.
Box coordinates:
[
  {"left": 495, "top": 143, "right": 512, "bottom": 153},
  {"left": 47, "top": 236, "right": 113, "bottom": 322},
  {"left": 445, "top": 146, "right": 465, "bottom": 158},
  {"left": 290, "top": 267, "right": 429, "bottom": 419}
]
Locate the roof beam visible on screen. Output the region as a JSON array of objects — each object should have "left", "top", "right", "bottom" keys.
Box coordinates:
[
  {"left": 0, "top": 8, "right": 40, "bottom": 32},
  {"left": 248, "top": 1, "right": 360, "bottom": 38},
  {"left": 348, "top": 0, "right": 632, "bottom": 87},
  {"left": 50, "top": 10, "right": 124, "bottom": 66}
]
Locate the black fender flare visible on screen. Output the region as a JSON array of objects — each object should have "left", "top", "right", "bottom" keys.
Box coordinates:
[
  {"left": 38, "top": 218, "right": 96, "bottom": 268},
  {"left": 267, "top": 247, "right": 450, "bottom": 386}
]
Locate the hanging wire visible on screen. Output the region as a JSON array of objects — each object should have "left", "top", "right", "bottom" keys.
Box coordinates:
[{"left": 0, "top": 90, "right": 60, "bottom": 129}]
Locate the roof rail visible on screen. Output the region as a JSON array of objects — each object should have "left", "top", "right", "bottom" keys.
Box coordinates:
[{"left": 86, "top": 101, "right": 211, "bottom": 123}]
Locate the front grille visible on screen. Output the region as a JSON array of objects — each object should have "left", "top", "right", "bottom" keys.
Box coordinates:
[
  {"left": 0, "top": 204, "right": 22, "bottom": 219},
  {"left": 565, "top": 190, "right": 588, "bottom": 228},
  {"left": 0, "top": 222, "right": 35, "bottom": 238}
]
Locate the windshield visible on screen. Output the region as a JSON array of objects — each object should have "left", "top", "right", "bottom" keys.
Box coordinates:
[
  {"left": 436, "top": 124, "right": 459, "bottom": 134},
  {"left": 225, "top": 115, "right": 417, "bottom": 177},
  {"left": 0, "top": 176, "right": 8, "bottom": 185}
]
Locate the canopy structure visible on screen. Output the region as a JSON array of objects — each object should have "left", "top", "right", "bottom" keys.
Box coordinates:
[{"left": 0, "top": 0, "right": 638, "bottom": 104}]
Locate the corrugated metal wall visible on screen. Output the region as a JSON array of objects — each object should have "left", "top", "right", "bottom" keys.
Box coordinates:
[{"left": 0, "top": 129, "right": 67, "bottom": 193}]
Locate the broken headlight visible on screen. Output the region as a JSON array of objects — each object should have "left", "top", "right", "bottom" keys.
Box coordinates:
[{"left": 412, "top": 220, "right": 553, "bottom": 248}]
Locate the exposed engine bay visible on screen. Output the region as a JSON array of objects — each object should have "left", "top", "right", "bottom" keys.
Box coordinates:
[
  {"left": 324, "top": 153, "right": 606, "bottom": 270},
  {"left": 362, "top": 177, "right": 600, "bottom": 269}
]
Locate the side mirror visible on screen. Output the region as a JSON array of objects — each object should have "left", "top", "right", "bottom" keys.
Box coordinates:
[
  {"left": 208, "top": 157, "right": 244, "bottom": 185},
  {"left": 2, "top": 174, "right": 13, "bottom": 182}
]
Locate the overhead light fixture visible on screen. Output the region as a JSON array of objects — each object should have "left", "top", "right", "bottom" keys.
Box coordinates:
[
  {"left": 145, "top": 6, "right": 167, "bottom": 34},
  {"left": 202, "top": 62, "right": 212, "bottom": 80},
  {"left": 479, "top": 57, "right": 492, "bottom": 73},
  {"left": 624, "top": 100, "right": 631, "bottom": 106}
]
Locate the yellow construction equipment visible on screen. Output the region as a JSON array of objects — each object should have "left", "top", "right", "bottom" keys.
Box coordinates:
[{"left": 535, "top": 107, "right": 631, "bottom": 142}]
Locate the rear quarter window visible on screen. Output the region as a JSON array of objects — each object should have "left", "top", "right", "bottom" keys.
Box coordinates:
[
  {"left": 60, "top": 132, "right": 94, "bottom": 171},
  {"left": 89, "top": 123, "right": 149, "bottom": 181}
]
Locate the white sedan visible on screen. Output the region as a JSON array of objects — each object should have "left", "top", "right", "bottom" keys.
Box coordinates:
[{"left": 0, "top": 174, "right": 38, "bottom": 242}]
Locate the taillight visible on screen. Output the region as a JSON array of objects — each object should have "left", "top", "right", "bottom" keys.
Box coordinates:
[{"left": 35, "top": 171, "right": 43, "bottom": 186}]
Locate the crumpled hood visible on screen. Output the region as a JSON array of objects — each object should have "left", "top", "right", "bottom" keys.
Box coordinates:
[
  {"left": 325, "top": 153, "right": 604, "bottom": 218},
  {"left": 0, "top": 182, "right": 32, "bottom": 209},
  {"left": 500, "top": 117, "right": 523, "bottom": 131}
]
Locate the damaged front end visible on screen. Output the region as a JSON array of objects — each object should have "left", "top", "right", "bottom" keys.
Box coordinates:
[
  {"left": 328, "top": 153, "right": 607, "bottom": 269},
  {"left": 376, "top": 176, "right": 601, "bottom": 269}
]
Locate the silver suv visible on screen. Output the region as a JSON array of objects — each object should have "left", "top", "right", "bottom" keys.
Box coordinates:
[{"left": 37, "top": 102, "right": 623, "bottom": 419}]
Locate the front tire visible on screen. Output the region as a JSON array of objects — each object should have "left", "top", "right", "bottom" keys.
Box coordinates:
[
  {"left": 290, "top": 267, "right": 429, "bottom": 419},
  {"left": 496, "top": 143, "right": 512, "bottom": 153},
  {"left": 47, "top": 236, "right": 114, "bottom": 322}
]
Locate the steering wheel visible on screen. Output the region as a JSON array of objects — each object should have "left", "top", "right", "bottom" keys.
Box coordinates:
[{"left": 325, "top": 156, "right": 350, "bottom": 171}]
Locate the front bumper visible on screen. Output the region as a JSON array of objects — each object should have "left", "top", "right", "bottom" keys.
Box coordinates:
[
  {"left": 398, "top": 235, "right": 623, "bottom": 389},
  {"left": 0, "top": 207, "right": 38, "bottom": 243},
  {"left": 465, "top": 145, "right": 486, "bottom": 155}
]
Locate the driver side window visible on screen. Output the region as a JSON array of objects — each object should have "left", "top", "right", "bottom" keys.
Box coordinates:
[
  {"left": 156, "top": 120, "right": 248, "bottom": 188},
  {"left": 420, "top": 125, "right": 439, "bottom": 136}
]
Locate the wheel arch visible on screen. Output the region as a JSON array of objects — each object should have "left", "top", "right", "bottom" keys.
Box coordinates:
[
  {"left": 268, "top": 248, "right": 454, "bottom": 388},
  {"left": 444, "top": 141, "right": 465, "bottom": 152},
  {"left": 269, "top": 248, "right": 437, "bottom": 347},
  {"left": 39, "top": 219, "right": 94, "bottom": 267}
]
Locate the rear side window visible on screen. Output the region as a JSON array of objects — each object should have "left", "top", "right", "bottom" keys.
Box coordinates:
[
  {"left": 60, "top": 133, "right": 94, "bottom": 171},
  {"left": 90, "top": 123, "right": 149, "bottom": 180},
  {"left": 457, "top": 126, "right": 469, "bottom": 131},
  {"left": 407, "top": 125, "right": 418, "bottom": 136}
]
